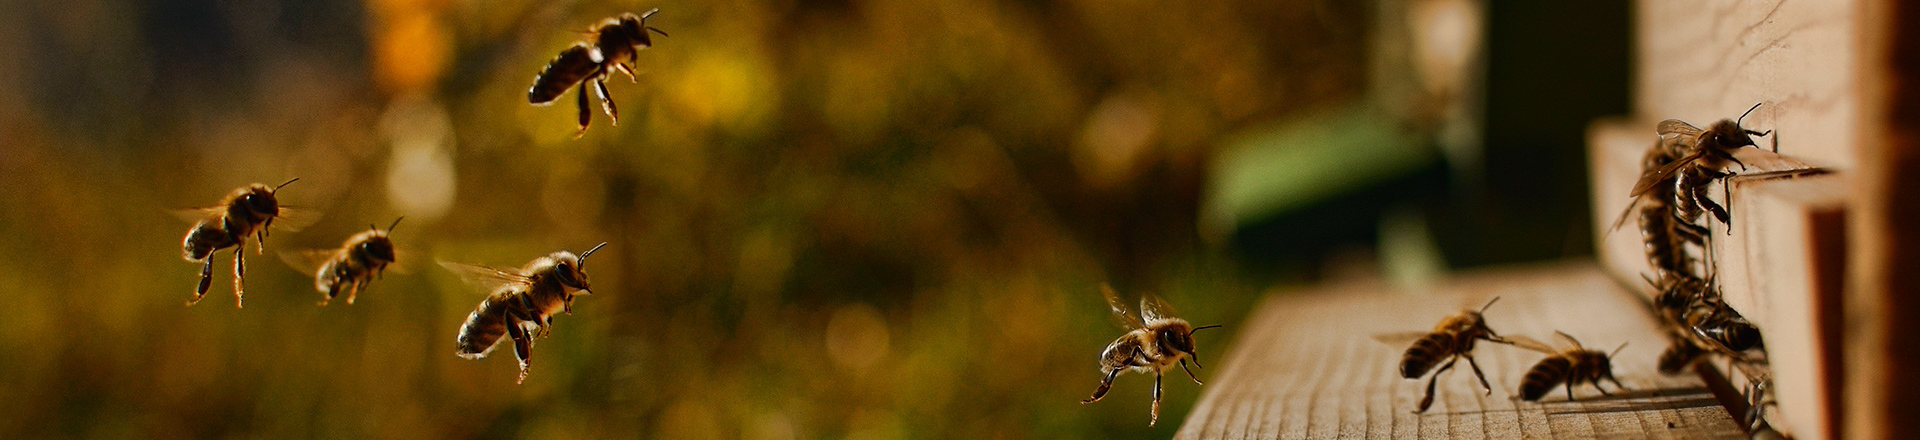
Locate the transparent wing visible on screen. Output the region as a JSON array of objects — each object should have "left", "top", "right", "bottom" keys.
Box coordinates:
[
  {"left": 1655, "top": 119, "right": 1703, "bottom": 138},
  {"left": 1552, "top": 330, "right": 1585, "bottom": 350},
  {"left": 1370, "top": 331, "right": 1429, "bottom": 347},
  {"left": 1100, "top": 284, "right": 1143, "bottom": 330},
  {"left": 169, "top": 206, "right": 226, "bottom": 224},
  {"left": 1628, "top": 148, "right": 1709, "bottom": 197},
  {"left": 1140, "top": 291, "right": 1179, "bottom": 324},
  {"left": 268, "top": 206, "right": 322, "bottom": 233},
  {"left": 278, "top": 248, "right": 342, "bottom": 275},
  {"left": 1604, "top": 194, "right": 1647, "bottom": 235},
  {"left": 1504, "top": 334, "right": 1559, "bottom": 354},
  {"left": 438, "top": 260, "right": 533, "bottom": 292}
]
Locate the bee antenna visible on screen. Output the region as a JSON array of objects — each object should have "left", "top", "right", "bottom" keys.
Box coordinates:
[
  {"left": 272, "top": 177, "right": 301, "bottom": 193},
  {"left": 1737, "top": 102, "right": 1764, "bottom": 126},
  {"left": 642, "top": 8, "right": 660, "bottom": 20},
  {"left": 579, "top": 242, "right": 610, "bottom": 263},
  {"left": 1189, "top": 324, "right": 1224, "bottom": 336},
  {"left": 1478, "top": 296, "right": 1502, "bottom": 313},
  {"left": 1610, "top": 342, "right": 1629, "bottom": 358},
  {"left": 387, "top": 216, "right": 405, "bottom": 232}
]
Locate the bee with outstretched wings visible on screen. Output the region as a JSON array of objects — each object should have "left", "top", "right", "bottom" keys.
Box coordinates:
[
  {"left": 1082, "top": 285, "right": 1223, "bottom": 426},
  {"left": 176, "top": 178, "right": 315, "bottom": 307},
  {"left": 279, "top": 217, "right": 404, "bottom": 306},
  {"left": 444, "top": 243, "right": 607, "bottom": 384},
  {"left": 1507, "top": 332, "right": 1627, "bottom": 402}
]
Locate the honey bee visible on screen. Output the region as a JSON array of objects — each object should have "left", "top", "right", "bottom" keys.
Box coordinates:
[
  {"left": 1629, "top": 103, "right": 1773, "bottom": 228},
  {"left": 1509, "top": 332, "right": 1627, "bottom": 402},
  {"left": 445, "top": 242, "right": 608, "bottom": 384},
  {"left": 1374, "top": 297, "right": 1508, "bottom": 413},
  {"left": 528, "top": 8, "right": 668, "bottom": 137},
  {"left": 1081, "top": 285, "right": 1223, "bottom": 426},
  {"left": 1684, "top": 298, "right": 1763, "bottom": 352},
  {"left": 177, "top": 178, "right": 303, "bottom": 308},
  {"left": 280, "top": 217, "right": 403, "bottom": 306},
  {"left": 1655, "top": 332, "right": 1708, "bottom": 375}
]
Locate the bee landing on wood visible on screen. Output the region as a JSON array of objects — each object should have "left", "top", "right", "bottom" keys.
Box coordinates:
[
  {"left": 281, "top": 217, "right": 403, "bottom": 306},
  {"left": 178, "top": 178, "right": 305, "bottom": 308},
  {"left": 1509, "top": 331, "right": 1627, "bottom": 402},
  {"left": 446, "top": 242, "right": 608, "bottom": 384},
  {"left": 1628, "top": 103, "right": 1773, "bottom": 230},
  {"left": 1373, "top": 297, "right": 1508, "bottom": 413},
  {"left": 528, "top": 8, "right": 668, "bottom": 137},
  {"left": 1081, "top": 285, "right": 1223, "bottom": 427}
]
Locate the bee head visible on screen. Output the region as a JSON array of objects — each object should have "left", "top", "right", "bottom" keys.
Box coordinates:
[
  {"left": 358, "top": 217, "right": 402, "bottom": 263},
  {"left": 1161, "top": 323, "right": 1224, "bottom": 366},
  {"left": 551, "top": 242, "right": 609, "bottom": 293},
  {"left": 1709, "top": 103, "right": 1772, "bottom": 151},
  {"left": 242, "top": 177, "right": 299, "bottom": 218},
  {"left": 619, "top": 8, "right": 668, "bottom": 48}
]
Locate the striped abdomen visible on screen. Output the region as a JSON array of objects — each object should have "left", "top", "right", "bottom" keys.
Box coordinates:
[
  {"left": 455, "top": 293, "right": 517, "bottom": 359},
  {"left": 1399, "top": 332, "right": 1456, "bottom": 378},
  {"left": 528, "top": 44, "right": 600, "bottom": 104},
  {"left": 182, "top": 219, "right": 236, "bottom": 260},
  {"left": 1519, "top": 355, "right": 1571, "bottom": 401},
  {"left": 1657, "top": 338, "right": 1704, "bottom": 375}
]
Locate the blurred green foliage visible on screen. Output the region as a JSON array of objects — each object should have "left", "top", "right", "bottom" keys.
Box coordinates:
[{"left": 0, "top": 0, "right": 1393, "bottom": 438}]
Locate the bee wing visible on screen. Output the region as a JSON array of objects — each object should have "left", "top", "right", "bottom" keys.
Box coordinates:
[
  {"left": 1552, "top": 330, "right": 1585, "bottom": 350},
  {"left": 1139, "top": 291, "right": 1179, "bottom": 323},
  {"left": 169, "top": 206, "right": 227, "bottom": 224},
  {"left": 1100, "top": 284, "right": 1144, "bottom": 329},
  {"left": 268, "top": 206, "right": 322, "bottom": 233},
  {"left": 384, "top": 245, "right": 422, "bottom": 275},
  {"left": 278, "top": 248, "right": 342, "bottom": 276},
  {"left": 438, "top": 260, "right": 533, "bottom": 292},
  {"left": 1603, "top": 194, "right": 1647, "bottom": 235},
  {"left": 1504, "top": 334, "right": 1559, "bottom": 354},
  {"left": 1628, "top": 148, "right": 1709, "bottom": 198},
  {"left": 1370, "top": 331, "right": 1429, "bottom": 347},
  {"left": 1655, "top": 119, "right": 1704, "bottom": 138}
]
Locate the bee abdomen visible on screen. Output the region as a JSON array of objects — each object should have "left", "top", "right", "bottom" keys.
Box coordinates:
[
  {"left": 1657, "top": 339, "right": 1705, "bottom": 375},
  {"left": 528, "top": 44, "right": 599, "bottom": 104},
  {"left": 182, "top": 222, "right": 230, "bottom": 260},
  {"left": 455, "top": 300, "right": 512, "bottom": 359},
  {"left": 1520, "top": 357, "right": 1572, "bottom": 401},
  {"left": 1399, "top": 334, "right": 1451, "bottom": 378}
]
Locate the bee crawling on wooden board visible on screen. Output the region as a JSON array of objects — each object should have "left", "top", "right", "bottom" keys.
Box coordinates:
[{"left": 1373, "top": 296, "right": 1510, "bottom": 413}]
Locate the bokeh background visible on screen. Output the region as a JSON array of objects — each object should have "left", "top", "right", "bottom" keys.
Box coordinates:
[{"left": 0, "top": 0, "right": 1627, "bottom": 438}]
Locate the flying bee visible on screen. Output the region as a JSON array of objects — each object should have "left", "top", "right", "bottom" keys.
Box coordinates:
[
  {"left": 1628, "top": 103, "right": 1774, "bottom": 228},
  {"left": 1509, "top": 331, "right": 1628, "bottom": 402},
  {"left": 280, "top": 217, "right": 403, "bottom": 306},
  {"left": 1373, "top": 297, "right": 1508, "bottom": 413},
  {"left": 528, "top": 8, "right": 668, "bottom": 137},
  {"left": 177, "top": 178, "right": 305, "bottom": 308},
  {"left": 445, "top": 242, "right": 608, "bottom": 384},
  {"left": 1081, "top": 285, "right": 1223, "bottom": 427}
]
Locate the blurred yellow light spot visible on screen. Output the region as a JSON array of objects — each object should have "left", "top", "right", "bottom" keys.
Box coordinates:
[
  {"left": 372, "top": 13, "right": 451, "bottom": 93},
  {"left": 381, "top": 95, "right": 457, "bottom": 222},
  {"left": 825, "top": 303, "right": 890, "bottom": 372},
  {"left": 1074, "top": 91, "right": 1162, "bottom": 189}
]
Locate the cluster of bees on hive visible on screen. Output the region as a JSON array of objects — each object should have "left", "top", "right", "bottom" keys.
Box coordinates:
[
  {"left": 176, "top": 10, "right": 665, "bottom": 384},
  {"left": 1077, "top": 106, "right": 1811, "bottom": 430}
]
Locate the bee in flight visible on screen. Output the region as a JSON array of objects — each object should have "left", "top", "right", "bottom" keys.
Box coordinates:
[
  {"left": 528, "top": 8, "right": 668, "bottom": 137},
  {"left": 445, "top": 242, "right": 608, "bottom": 384},
  {"left": 281, "top": 217, "right": 403, "bottom": 306},
  {"left": 1628, "top": 103, "right": 1773, "bottom": 228},
  {"left": 1081, "top": 285, "right": 1223, "bottom": 426},
  {"left": 177, "top": 178, "right": 303, "bottom": 308},
  {"left": 1509, "top": 331, "right": 1627, "bottom": 402},
  {"left": 1375, "top": 297, "right": 1508, "bottom": 413}
]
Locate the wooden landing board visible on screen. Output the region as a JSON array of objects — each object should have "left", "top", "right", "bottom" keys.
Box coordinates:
[{"left": 1175, "top": 262, "right": 1744, "bottom": 439}]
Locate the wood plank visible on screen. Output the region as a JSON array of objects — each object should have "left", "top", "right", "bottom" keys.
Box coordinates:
[
  {"left": 1846, "top": 0, "right": 1920, "bottom": 437},
  {"left": 1175, "top": 261, "right": 1745, "bottom": 439},
  {"left": 1635, "top": 0, "right": 1859, "bottom": 171}
]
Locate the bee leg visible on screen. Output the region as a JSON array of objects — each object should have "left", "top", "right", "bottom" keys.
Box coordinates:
[
  {"left": 1606, "top": 372, "right": 1627, "bottom": 391},
  {"left": 1180, "top": 359, "right": 1204, "bottom": 385},
  {"left": 1592, "top": 379, "right": 1613, "bottom": 396},
  {"left": 1149, "top": 372, "right": 1162, "bottom": 427},
  {"left": 190, "top": 257, "right": 214, "bottom": 306},
  {"left": 1464, "top": 354, "right": 1492, "bottom": 395},
  {"left": 345, "top": 279, "right": 363, "bottom": 305},
  {"left": 1416, "top": 357, "right": 1458, "bottom": 413},
  {"left": 232, "top": 244, "right": 246, "bottom": 308},
  {"left": 594, "top": 79, "right": 618, "bottom": 126},
  {"left": 573, "top": 82, "right": 592, "bottom": 138},
  {"left": 508, "top": 323, "right": 534, "bottom": 384},
  {"left": 1082, "top": 368, "right": 1120, "bottom": 403},
  {"left": 1565, "top": 380, "right": 1577, "bottom": 401},
  {"left": 614, "top": 62, "right": 637, "bottom": 83}
]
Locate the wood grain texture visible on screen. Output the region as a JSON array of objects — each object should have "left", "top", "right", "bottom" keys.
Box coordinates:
[
  {"left": 1636, "top": 0, "right": 1859, "bottom": 171},
  {"left": 1175, "top": 262, "right": 1744, "bottom": 439}
]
